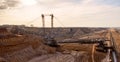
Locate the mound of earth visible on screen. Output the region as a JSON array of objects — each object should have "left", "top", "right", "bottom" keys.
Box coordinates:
[
  {"left": 28, "top": 51, "right": 89, "bottom": 62},
  {"left": 0, "top": 26, "right": 108, "bottom": 62},
  {"left": 0, "top": 28, "right": 56, "bottom": 62}
]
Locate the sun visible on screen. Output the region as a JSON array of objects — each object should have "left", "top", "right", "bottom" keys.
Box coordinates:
[{"left": 21, "top": 0, "right": 37, "bottom": 6}]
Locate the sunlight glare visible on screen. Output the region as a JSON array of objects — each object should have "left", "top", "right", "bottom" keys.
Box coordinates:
[{"left": 21, "top": 0, "right": 37, "bottom": 6}]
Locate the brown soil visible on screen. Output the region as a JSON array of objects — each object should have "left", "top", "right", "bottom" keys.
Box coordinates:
[{"left": 0, "top": 27, "right": 119, "bottom": 62}]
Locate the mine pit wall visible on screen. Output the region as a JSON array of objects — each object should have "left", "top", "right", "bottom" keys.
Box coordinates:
[
  {"left": 0, "top": 26, "right": 108, "bottom": 62},
  {"left": 28, "top": 51, "right": 89, "bottom": 62},
  {"left": 0, "top": 34, "right": 56, "bottom": 62},
  {"left": 9, "top": 26, "right": 107, "bottom": 41}
]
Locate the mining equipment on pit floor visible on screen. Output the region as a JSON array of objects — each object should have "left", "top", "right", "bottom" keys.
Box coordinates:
[
  {"left": 40, "top": 14, "right": 118, "bottom": 62},
  {"left": 57, "top": 32, "right": 118, "bottom": 62},
  {"left": 41, "top": 14, "right": 58, "bottom": 47}
]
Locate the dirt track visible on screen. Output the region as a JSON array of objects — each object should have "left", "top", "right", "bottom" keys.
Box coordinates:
[{"left": 110, "top": 29, "right": 120, "bottom": 62}]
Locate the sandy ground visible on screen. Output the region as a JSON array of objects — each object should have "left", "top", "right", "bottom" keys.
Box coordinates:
[
  {"left": 0, "top": 28, "right": 120, "bottom": 62},
  {"left": 27, "top": 30, "right": 109, "bottom": 62}
]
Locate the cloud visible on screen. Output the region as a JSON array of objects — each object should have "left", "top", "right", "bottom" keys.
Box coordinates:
[
  {"left": 0, "top": 0, "right": 19, "bottom": 9},
  {"left": 0, "top": 0, "right": 120, "bottom": 27}
]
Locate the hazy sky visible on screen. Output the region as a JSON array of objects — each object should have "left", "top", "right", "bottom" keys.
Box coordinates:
[{"left": 0, "top": 0, "right": 120, "bottom": 27}]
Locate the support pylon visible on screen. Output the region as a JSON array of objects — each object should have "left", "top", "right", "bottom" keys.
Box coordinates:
[{"left": 41, "top": 14, "right": 54, "bottom": 37}]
